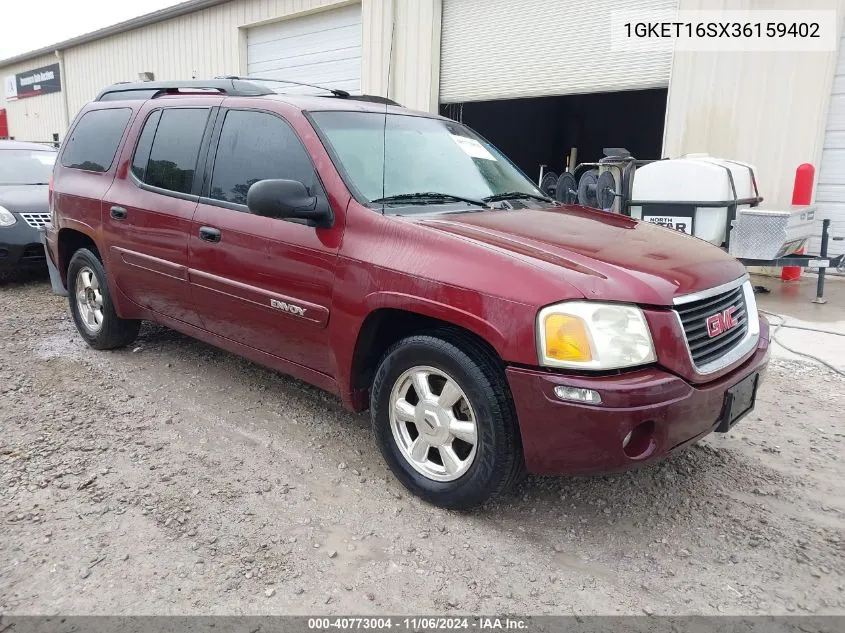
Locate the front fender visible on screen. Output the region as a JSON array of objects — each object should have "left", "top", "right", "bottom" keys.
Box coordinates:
[
  {"left": 331, "top": 281, "right": 538, "bottom": 410},
  {"left": 361, "top": 290, "right": 511, "bottom": 356}
]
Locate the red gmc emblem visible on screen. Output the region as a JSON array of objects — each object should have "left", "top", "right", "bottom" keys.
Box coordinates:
[{"left": 706, "top": 306, "right": 738, "bottom": 338}]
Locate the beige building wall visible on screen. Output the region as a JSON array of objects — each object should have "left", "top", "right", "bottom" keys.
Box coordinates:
[
  {"left": 663, "top": 0, "right": 845, "bottom": 207},
  {"left": 9, "top": 0, "right": 841, "bottom": 211},
  {"left": 363, "top": 0, "right": 442, "bottom": 112},
  {"left": 0, "top": 0, "right": 442, "bottom": 142},
  {"left": 1, "top": 52, "right": 66, "bottom": 142}
]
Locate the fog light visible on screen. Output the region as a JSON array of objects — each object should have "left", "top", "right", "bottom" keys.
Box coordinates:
[
  {"left": 554, "top": 386, "right": 602, "bottom": 404},
  {"left": 622, "top": 421, "right": 657, "bottom": 460}
]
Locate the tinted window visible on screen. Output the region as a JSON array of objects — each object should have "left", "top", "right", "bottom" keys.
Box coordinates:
[
  {"left": 131, "top": 110, "right": 161, "bottom": 181},
  {"left": 209, "top": 110, "right": 320, "bottom": 206},
  {"left": 143, "top": 109, "right": 209, "bottom": 195},
  {"left": 60, "top": 108, "right": 132, "bottom": 172}
]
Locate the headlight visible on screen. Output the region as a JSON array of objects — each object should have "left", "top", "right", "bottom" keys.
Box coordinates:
[
  {"left": 537, "top": 301, "right": 656, "bottom": 370},
  {"left": 0, "top": 206, "right": 16, "bottom": 227}
]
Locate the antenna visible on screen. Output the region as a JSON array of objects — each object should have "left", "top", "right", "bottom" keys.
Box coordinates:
[{"left": 381, "top": 2, "right": 396, "bottom": 205}]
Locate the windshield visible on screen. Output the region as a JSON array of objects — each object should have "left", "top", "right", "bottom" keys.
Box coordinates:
[
  {"left": 310, "top": 111, "right": 544, "bottom": 211},
  {"left": 0, "top": 149, "right": 56, "bottom": 185}
]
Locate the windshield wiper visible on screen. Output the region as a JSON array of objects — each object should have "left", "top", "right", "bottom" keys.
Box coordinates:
[
  {"left": 482, "top": 191, "right": 554, "bottom": 203},
  {"left": 371, "top": 192, "right": 490, "bottom": 209}
]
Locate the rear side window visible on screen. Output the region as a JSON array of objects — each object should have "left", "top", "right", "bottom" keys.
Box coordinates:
[
  {"left": 132, "top": 108, "right": 209, "bottom": 195},
  {"left": 130, "top": 110, "right": 161, "bottom": 181},
  {"left": 60, "top": 108, "right": 132, "bottom": 172},
  {"left": 208, "top": 110, "right": 321, "bottom": 207}
]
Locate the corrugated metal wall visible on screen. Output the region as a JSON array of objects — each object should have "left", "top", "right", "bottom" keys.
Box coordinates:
[
  {"left": 61, "top": 0, "right": 344, "bottom": 117},
  {"left": 812, "top": 26, "right": 845, "bottom": 256},
  {"left": 392, "top": 0, "right": 441, "bottom": 111},
  {"left": 663, "top": 0, "right": 845, "bottom": 208},
  {"left": 0, "top": 0, "right": 442, "bottom": 141},
  {"left": 1, "top": 53, "right": 66, "bottom": 142},
  {"left": 439, "top": 0, "right": 678, "bottom": 103},
  {"left": 361, "top": 0, "right": 441, "bottom": 111}
]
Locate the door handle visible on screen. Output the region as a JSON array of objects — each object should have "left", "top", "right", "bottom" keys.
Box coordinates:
[
  {"left": 110, "top": 206, "right": 128, "bottom": 220},
  {"left": 199, "top": 226, "right": 222, "bottom": 243}
]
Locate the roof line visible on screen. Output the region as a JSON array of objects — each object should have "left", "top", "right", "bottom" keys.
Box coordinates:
[{"left": 0, "top": 0, "right": 231, "bottom": 68}]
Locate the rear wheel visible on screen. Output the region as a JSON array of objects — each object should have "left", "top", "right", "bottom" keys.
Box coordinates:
[
  {"left": 371, "top": 332, "right": 524, "bottom": 509},
  {"left": 68, "top": 248, "right": 140, "bottom": 350}
]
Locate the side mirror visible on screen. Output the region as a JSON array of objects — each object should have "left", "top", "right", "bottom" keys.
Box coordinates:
[{"left": 246, "top": 179, "right": 332, "bottom": 228}]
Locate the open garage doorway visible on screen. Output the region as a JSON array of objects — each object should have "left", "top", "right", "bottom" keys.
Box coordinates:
[{"left": 440, "top": 88, "right": 668, "bottom": 184}]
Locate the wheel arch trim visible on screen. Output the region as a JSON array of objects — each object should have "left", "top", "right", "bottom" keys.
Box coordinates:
[
  {"left": 56, "top": 224, "right": 101, "bottom": 286},
  {"left": 339, "top": 293, "right": 509, "bottom": 411}
]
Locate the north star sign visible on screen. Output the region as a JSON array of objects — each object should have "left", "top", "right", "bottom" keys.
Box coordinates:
[{"left": 4, "top": 62, "right": 62, "bottom": 101}]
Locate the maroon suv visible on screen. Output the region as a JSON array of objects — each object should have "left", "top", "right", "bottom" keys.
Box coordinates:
[{"left": 46, "top": 79, "right": 769, "bottom": 509}]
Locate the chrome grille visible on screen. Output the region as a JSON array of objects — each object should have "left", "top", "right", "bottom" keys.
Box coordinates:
[
  {"left": 19, "top": 212, "right": 50, "bottom": 229},
  {"left": 675, "top": 284, "right": 749, "bottom": 368}
]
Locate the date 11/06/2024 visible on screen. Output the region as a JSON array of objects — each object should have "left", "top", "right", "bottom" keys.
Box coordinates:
[
  {"left": 624, "top": 21, "right": 820, "bottom": 39},
  {"left": 307, "top": 617, "right": 529, "bottom": 630}
]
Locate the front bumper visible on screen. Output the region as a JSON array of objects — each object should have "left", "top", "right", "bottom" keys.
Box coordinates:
[
  {"left": 507, "top": 318, "right": 770, "bottom": 475},
  {"left": 0, "top": 220, "right": 47, "bottom": 271}
]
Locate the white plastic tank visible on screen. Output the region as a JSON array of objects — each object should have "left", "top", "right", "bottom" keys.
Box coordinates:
[{"left": 629, "top": 155, "right": 758, "bottom": 245}]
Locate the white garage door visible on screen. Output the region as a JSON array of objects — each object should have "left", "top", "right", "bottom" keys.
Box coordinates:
[
  {"left": 440, "top": 0, "right": 678, "bottom": 103},
  {"left": 247, "top": 4, "right": 362, "bottom": 95},
  {"left": 814, "top": 30, "right": 845, "bottom": 258}
]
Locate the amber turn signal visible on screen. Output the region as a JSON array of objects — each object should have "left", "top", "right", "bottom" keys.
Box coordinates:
[{"left": 543, "top": 314, "right": 593, "bottom": 362}]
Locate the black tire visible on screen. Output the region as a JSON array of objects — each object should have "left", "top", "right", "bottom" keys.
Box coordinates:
[
  {"left": 555, "top": 172, "right": 578, "bottom": 205},
  {"left": 370, "top": 330, "right": 524, "bottom": 509},
  {"left": 539, "top": 171, "right": 559, "bottom": 199},
  {"left": 67, "top": 248, "right": 140, "bottom": 350}
]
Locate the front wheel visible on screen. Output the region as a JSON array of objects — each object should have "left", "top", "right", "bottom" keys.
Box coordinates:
[
  {"left": 68, "top": 248, "right": 140, "bottom": 350},
  {"left": 370, "top": 333, "right": 524, "bottom": 509}
]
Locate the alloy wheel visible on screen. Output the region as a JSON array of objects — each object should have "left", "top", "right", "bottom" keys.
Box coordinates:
[
  {"left": 75, "top": 266, "right": 104, "bottom": 334},
  {"left": 388, "top": 365, "right": 478, "bottom": 482}
]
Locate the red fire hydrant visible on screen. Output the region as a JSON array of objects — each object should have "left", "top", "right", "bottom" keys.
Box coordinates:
[{"left": 781, "top": 163, "right": 815, "bottom": 281}]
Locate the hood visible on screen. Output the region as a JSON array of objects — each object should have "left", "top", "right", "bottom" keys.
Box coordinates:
[
  {"left": 414, "top": 205, "right": 746, "bottom": 306},
  {"left": 0, "top": 185, "right": 50, "bottom": 214}
]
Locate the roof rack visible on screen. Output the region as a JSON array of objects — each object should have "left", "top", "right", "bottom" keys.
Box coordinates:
[
  {"left": 95, "top": 78, "right": 274, "bottom": 101},
  {"left": 342, "top": 94, "right": 403, "bottom": 107},
  {"left": 217, "top": 75, "right": 351, "bottom": 98},
  {"left": 95, "top": 77, "right": 404, "bottom": 107},
  {"left": 219, "top": 76, "right": 403, "bottom": 106}
]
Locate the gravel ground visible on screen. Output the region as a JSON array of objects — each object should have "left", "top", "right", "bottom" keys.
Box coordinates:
[{"left": 1, "top": 276, "right": 844, "bottom": 616}]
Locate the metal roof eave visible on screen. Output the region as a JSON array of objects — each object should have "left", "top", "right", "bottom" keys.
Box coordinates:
[{"left": 0, "top": 0, "right": 231, "bottom": 68}]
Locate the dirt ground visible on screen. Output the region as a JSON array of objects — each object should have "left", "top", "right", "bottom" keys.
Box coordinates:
[{"left": 1, "top": 276, "right": 844, "bottom": 616}]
